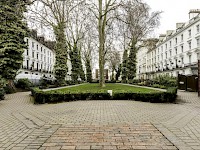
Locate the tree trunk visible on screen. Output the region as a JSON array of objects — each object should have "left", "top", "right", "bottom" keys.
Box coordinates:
[
  {"left": 111, "top": 68, "right": 114, "bottom": 80},
  {"left": 8, "top": 79, "right": 16, "bottom": 93},
  {"left": 98, "top": 0, "right": 105, "bottom": 87}
]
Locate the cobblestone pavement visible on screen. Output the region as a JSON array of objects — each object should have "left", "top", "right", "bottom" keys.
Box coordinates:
[{"left": 0, "top": 90, "right": 199, "bottom": 149}]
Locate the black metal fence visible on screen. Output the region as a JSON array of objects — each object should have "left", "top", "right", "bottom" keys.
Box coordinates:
[{"left": 178, "top": 74, "right": 198, "bottom": 92}]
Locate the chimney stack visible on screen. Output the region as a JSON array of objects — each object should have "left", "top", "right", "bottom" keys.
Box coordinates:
[
  {"left": 189, "top": 9, "right": 200, "bottom": 19},
  {"left": 176, "top": 23, "right": 185, "bottom": 29}
]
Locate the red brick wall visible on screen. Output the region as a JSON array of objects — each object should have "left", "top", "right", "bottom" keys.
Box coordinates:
[{"left": 199, "top": 60, "right": 200, "bottom": 97}]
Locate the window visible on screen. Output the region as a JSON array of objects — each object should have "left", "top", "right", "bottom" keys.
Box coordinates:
[
  {"left": 175, "top": 48, "right": 177, "bottom": 55},
  {"left": 41, "top": 64, "right": 43, "bottom": 70},
  {"left": 32, "top": 62, "right": 34, "bottom": 68},
  {"left": 189, "top": 55, "right": 191, "bottom": 63},
  {"left": 197, "top": 25, "right": 200, "bottom": 33},
  {"left": 32, "top": 42, "right": 34, "bottom": 48},
  {"left": 181, "top": 57, "right": 184, "bottom": 63},
  {"left": 175, "top": 38, "right": 177, "bottom": 44},
  {"left": 25, "top": 72, "right": 28, "bottom": 74},
  {"left": 44, "top": 49, "right": 46, "bottom": 54},
  {"left": 41, "top": 54, "right": 43, "bottom": 60},
  {"left": 181, "top": 34, "right": 183, "bottom": 41},
  {"left": 37, "top": 63, "right": 39, "bottom": 70},
  {"left": 188, "top": 42, "right": 191, "bottom": 50},
  {"left": 37, "top": 45, "right": 38, "bottom": 50},
  {"left": 37, "top": 53, "right": 39, "bottom": 59},
  {"left": 26, "top": 39, "right": 29, "bottom": 45},
  {"left": 165, "top": 44, "right": 167, "bottom": 49},
  {"left": 170, "top": 41, "right": 172, "bottom": 47},
  {"left": 26, "top": 60, "right": 29, "bottom": 67},
  {"left": 41, "top": 47, "right": 43, "bottom": 52},
  {"left": 170, "top": 50, "right": 172, "bottom": 56},
  {"left": 181, "top": 45, "right": 184, "bottom": 53},
  {"left": 165, "top": 52, "right": 167, "bottom": 59},
  {"left": 32, "top": 52, "right": 34, "bottom": 58},
  {"left": 188, "top": 29, "right": 191, "bottom": 38},
  {"left": 197, "top": 53, "right": 200, "bottom": 59},
  {"left": 27, "top": 49, "right": 29, "bottom": 55},
  {"left": 197, "top": 38, "right": 200, "bottom": 47}
]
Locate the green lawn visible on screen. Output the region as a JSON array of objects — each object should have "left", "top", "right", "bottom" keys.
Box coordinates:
[{"left": 49, "top": 83, "right": 160, "bottom": 94}]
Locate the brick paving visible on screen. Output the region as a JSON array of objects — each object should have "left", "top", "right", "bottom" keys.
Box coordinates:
[{"left": 0, "top": 89, "right": 199, "bottom": 149}]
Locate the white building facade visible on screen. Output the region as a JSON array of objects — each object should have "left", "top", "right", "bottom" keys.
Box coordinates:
[
  {"left": 16, "top": 36, "right": 56, "bottom": 81},
  {"left": 136, "top": 10, "right": 200, "bottom": 79}
]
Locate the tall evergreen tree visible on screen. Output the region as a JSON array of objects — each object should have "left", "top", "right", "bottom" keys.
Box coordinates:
[
  {"left": 121, "top": 49, "right": 128, "bottom": 83},
  {"left": 0, "top": 0, "right": 28, "bottom": 92},
  {"left": 85, "top": 58, "right": 92, "bottom": 82},
  {"left": 53, "top": 24, "right": 68, "bottom": 85},
  {"left": 127, "top": 43, "right": 137, "bottom": 80},
  {"left": 69, "top": 43, "right": 85, "bottom": 83}
]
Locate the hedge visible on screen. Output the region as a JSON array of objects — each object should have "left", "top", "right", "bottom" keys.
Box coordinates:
[
  {"left": 31, "top": 87, "right": 177, "bottom": 104},
  {"left": 0, "top": 88, "right": 5, "bottom": 100}
]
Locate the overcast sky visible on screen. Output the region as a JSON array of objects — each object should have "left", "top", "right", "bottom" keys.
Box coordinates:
[{"left": 144, "top": 0, "right": 200, "bottom": 37}]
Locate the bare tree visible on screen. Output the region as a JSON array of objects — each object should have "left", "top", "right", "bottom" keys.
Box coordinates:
[
  {"left": 88, "top": 0, "right": 121, "bottom": 87},
  {"left": 27, "top": 0, "right": 82, "bottom": 84},
  {"left": 118, "top": 0, "right": 161, "bottom": 80},
  {"left": 106, "top": 50, "right": 121, "bottom": 80}
]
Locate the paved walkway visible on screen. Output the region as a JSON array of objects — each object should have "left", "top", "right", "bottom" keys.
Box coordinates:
[{"left": 0, "top": 90, "right": 199, "bottom": 149}]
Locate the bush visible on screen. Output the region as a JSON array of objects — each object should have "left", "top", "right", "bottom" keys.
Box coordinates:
[
  {"left": 152, "top": 75, "right": 177, "bottom": 88},
  {"left": 0, "top": 88, "right": 5, "bottom": 100},
  {"left": 15, "top": 78, "right": 33, "bottom": 90},
  {"left": 0, "top": 76, "right": 6, "bottom": 99},
  {"left": 31, "top": 88, "right": 111, "bottom": 104},
  {"left": 152, "top": 84, "right": 160, "bottom": 88},
  {"left": 90, "top": 80, "right": 99, "bottom": 83},
  {"left": 105, "top": 80, "right": 116, "bottom": 83},
  {"left": 31, "top": 87, "right": 177, "bottom": 104},
  {"left": 3, "top": 85, "right": 16, "bottom": 94}
]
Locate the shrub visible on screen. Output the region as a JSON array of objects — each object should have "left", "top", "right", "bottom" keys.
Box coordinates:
[
  {"left": 152, "top": 75, "right": 177, "bottom": 88},
  {"left": 145, "top": 79, "right": 153, "bottom": 86},
  {"left": 31, "top": 88, "right": 111, "bottom": 104},
  {"left": 15, "top": 78, "right": 33, "bottom": 90},
  {"left": 0, "top": 76, "right": 6, "bottom": 100},
  {"left": 39, "top": 78, "right": 50, "bottom": 88},
  {"left": 0, "top": 88, "right": 5, "bottom": 100},
  {"left": 152, "top": 84, "right": 160, "bottom": 88},
  {"left": 137, "top": 82, "right": 145, "bottom": 86},
  {"left": 105, "top": 80, "right": 116, "bottom": 83},
  {"left": 116, "top": 80, "right": 121, "bottom": 83},
  {"left": 31, "top": 87, "right": 177, "bottom": 104},
  {"left": 90, "top": 80, "right": 99, "bottom": 83},
  {"left": 3, "top": 85, "right": 15, "bottom": 94}
]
